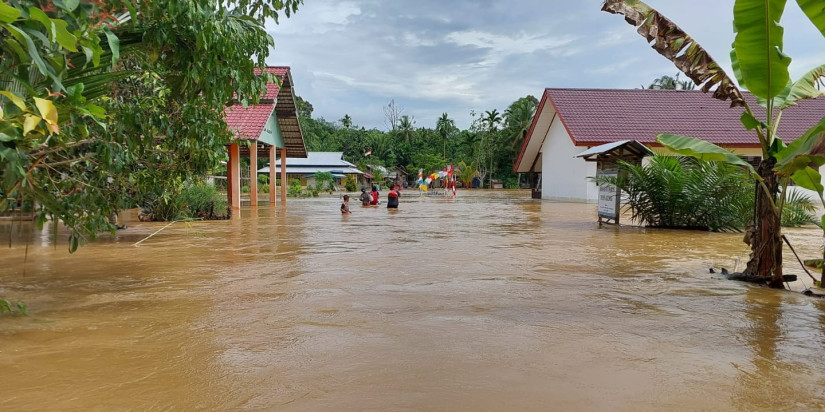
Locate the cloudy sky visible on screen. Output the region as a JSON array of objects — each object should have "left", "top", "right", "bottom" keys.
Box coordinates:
[{"left": 265, "top": 0, "right": 825, "bottom": 130}]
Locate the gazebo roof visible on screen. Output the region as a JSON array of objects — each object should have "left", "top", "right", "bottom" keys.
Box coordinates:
[
  {"left": 576, "top": 140, "right": 654, "bottom": 162},
  {"left": 224, "top": 66, "right": 307, "bottom": 158}
]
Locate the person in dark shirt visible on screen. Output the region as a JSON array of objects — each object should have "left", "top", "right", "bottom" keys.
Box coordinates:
[
  {"left": 387, "top": 184, "right": 400, "bottom": 209},
  {"left": 359, "top": 188, "right": 371, "bottom": 206}
]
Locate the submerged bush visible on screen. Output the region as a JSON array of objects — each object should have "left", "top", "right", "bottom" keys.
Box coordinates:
[
  {"left": 345, "top": 178, "right": 357, "bottom": 192},
  {"left": 595, "top": 156, "right": 752, "bottom": 231},
  {"left": 595, "top": 155, "right": 818, "bottom": 232},
  {"left": 179, "top": 182, "right": 228, "bottom": 219},
  {"left": 780, "top": 189, "right": 818, "bottom": 227},
  {"left": 142, "top": 181, "right": 227, "bottom": 221},
  {"left": 287, "top": 178, "right": 303, "bottom": 198}
]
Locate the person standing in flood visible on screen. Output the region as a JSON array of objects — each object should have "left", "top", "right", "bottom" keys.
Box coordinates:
[
  {"left": 341, "top": 195, "right": 352, "bottom": 214},
  {"left": 359, "top": 188, "right": 371, "bottom": 206},
  {"left": 370, "top": 186, "right": 380, "bottom": 206},
  {"left": 387, "top": 183, "right": 400, "bottom": 209}
]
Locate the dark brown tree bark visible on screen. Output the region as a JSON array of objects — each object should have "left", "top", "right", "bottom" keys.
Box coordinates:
[{"left": 743, "top": 157, "right": 784, "bottom": 288}]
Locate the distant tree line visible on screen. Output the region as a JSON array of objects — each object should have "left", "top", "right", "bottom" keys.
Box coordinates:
[{"left": 295, "top": 95, "right": 539, "bottom": 189}]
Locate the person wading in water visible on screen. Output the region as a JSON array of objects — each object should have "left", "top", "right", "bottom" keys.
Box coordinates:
[{"left": 387, "top": 184, "right": 400, "bottom": 209}]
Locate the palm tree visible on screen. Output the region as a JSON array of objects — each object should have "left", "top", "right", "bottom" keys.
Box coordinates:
[
  {"left": 482, "top": 109, "right": 502, "bottom": 188},
  {"left": 435, "top": 112, "right": 456, "bottom": 160},
  {"left": 398, "top": 115, "right": 415, "bottom": 144},
  {"left": 503, "top": 97, "right": 537, "bottom": 150},
  {"left": 648, "top": 73, "right": 695, "bottom": 90},
  {"left": 340, "top": 114, "right": 352, "bottom": 129},
  {"left": 457, "top": 161, "right": 478, "bottom": 188}
]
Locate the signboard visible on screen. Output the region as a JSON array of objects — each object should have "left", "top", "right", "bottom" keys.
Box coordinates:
[{"left": 597, "top": 171, "right": 620, "bottom": 221}]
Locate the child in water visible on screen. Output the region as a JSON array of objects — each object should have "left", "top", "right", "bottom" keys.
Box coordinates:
[{"left": 341, "top": 195, "right": 352, "bottom": 214}]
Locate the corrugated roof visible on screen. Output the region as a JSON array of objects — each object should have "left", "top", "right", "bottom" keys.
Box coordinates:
[
  {"left": 575, "top": 140, "right": 654, "bottom": 158},
  {"left": 224, "top": 103, "right": 274, "bottom": 140},
  {"left": 546, "top": 88, "right": 825, "bottom": 146},
  {"left": 258, "top": 166, "right": 362, "bottom": 175},
  {"left": 275, "top": 152, "right": 356, "bottom": 167}
]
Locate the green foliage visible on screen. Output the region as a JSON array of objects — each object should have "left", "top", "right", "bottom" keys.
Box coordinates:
[
  {"left": 261, "top": 183, "right": 269, "bottom": 193},
  {"left": 0, "top": 0, "right": 299, "bottom": 251},
  {"left": 242, "top": 185, "right": 250, "bottom": 193},
  {"left": 0, "top": 298, "right": 28, "bottom": 316},
  {"left": 178, "top": 182, "right": 228, "bottom": 219},
  {"left": 657, "top": 134, "right": 756, "bottom": 173},
  {"left": 287, "top": 178, "right": 303, "bottom": 198},
  {"left": 258, "top": 174, "right": 269, "bottom": 185},
  {"left": 314, "top": 171, "right": 334, "bottom": 191},
  {"left": 732, "top": 0, "right": 792, "bottom": 100},
  {"left": 345, "top": 177, "right": 358, "bottom": 192},
  {"left": 594, "top": 156, "right": 753, "bottom": 232},
  {"left": 457, "top": 161, "right": 478, "bottom": 188},
  {"left": 781, "top": 189, "right": 818, "bottom": 227},
  {"left": 371, "top": 167, "right": 384, "bottom": 183}
]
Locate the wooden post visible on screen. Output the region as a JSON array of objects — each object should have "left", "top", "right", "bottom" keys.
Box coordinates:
[
  {"left": 249, "top": 143, "right": 258, "bottom": 207},
  {"left": 226, "top": 147, "right": 233, "bottom": 208},
  {"left": 269, "top": 146, "right": 277, "bottom": 204},
  {"left": 280, "top": 148, "right": 287, "bottom": 205},
  {"left": 229, "top": 143, "right": 241, "bottom": 210}
]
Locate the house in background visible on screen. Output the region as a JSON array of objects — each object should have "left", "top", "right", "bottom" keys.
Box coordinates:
[
  {"left": 224, "top": 66, "right": 307, "bottom": 208},
  {"left": 258, "top": 152, "right": 363, "bottom": 188},
  {"left": 514, "top": 88, "right": 825, "bottom": 202}
]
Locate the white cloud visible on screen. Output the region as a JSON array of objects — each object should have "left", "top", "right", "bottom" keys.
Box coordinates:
[
  {"left": 265, "top": 0, "right": 825, "bottom": 130},
  {"left": 445, "top": 30, "right": 578, "bottom": 57},
  {"left": 272, "top": 1, "right": 361, "bottom": 35}
]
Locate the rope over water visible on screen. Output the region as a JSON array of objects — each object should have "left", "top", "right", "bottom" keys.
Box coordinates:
[{"left": 134, "top": 220, "right": 178, "bottom": 247}]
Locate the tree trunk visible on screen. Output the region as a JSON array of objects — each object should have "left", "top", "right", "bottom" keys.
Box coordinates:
[{"left": 743, "top": 157, "right": 784, "bottom": 289}]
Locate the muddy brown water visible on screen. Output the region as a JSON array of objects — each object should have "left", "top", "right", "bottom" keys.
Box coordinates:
[{"left": 1, "top": 190, "right": 825, "bottom": 410}]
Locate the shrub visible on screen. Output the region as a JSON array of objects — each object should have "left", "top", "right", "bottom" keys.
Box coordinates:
[
  {"left": 261, "top": 183, "right": 270, "bottom": 193},
  {"left": 504, "top": 177, "right": 519, "bottom": 189},
  {"left": 258, "top": 174, "right": 269, "bottom": 185},
  {"left": 594, "top": 155, "right": 752, "bottom": 232},
  {"left": 314, "top": 171, "right": 334, "bottom": 192},
  {"left": 178, "top": 182, "right": 228, "bottom": 219},
  {"left": 781, "top": 189, "right": 818, "bottom": 227},
  {"left": 287, "top": 178, "right": 303, "bottom": 197},
  {"left": 241, "top": 185, "right": 250, "bottom": 193},
  {"left": 345, "top": 178, "right": 358, "bottom": 192}
]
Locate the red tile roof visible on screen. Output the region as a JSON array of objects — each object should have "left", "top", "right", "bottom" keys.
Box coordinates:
[
  {"left": 544, "top": 88, "right": 825, "bottom": 146},
  {"left": 255, "top": 66, "right": 289, "bottom": 100},
  {"left": 224, "top": 66, "right": 291, "bottom": 139},
  {"left": 224, "top": 103, "right": 274, "bottom": 140}
]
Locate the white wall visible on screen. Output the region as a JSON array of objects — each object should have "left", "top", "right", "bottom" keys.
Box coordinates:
[{"left": 540, "top": 119, "right": 598, "bottom": 202}]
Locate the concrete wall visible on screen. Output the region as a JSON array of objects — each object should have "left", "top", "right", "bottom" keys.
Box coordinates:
[{"left": 540, "top": 119, "right": 598, "bottom": 202}]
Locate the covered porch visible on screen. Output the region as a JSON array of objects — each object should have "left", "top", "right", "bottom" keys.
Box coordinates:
[{"left": 224, "top": 66, "right": 307, "bottom": 209}]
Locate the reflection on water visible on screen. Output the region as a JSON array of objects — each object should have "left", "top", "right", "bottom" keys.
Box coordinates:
[{"left": 1, "top": 190, "right": 825, "bottom": 410}]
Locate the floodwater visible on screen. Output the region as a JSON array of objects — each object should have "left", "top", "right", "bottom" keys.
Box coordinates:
[{"left": 1, "top": 190, "right": 825, "bottom": 410}]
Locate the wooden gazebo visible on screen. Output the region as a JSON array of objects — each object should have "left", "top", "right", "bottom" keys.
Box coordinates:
[{"left": 224, "top": 66, "right": 307, "bottom": 209}]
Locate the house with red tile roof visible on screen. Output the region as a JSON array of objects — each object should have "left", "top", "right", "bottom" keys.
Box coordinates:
[
  {"left": 223, "top": 66, "right": 307, "bottom": 209},
  {"left": 513, "top": 88, "right": 825, "bottom": 202}
]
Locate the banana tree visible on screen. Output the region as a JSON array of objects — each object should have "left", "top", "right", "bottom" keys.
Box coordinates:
[{"left": 603, "top": 0, "right": 825, "bottom": 288}]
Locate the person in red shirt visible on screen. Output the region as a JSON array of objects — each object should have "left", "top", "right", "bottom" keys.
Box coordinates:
[{"left": 370, "top": 186, "right": 380, "bottom": 205}]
